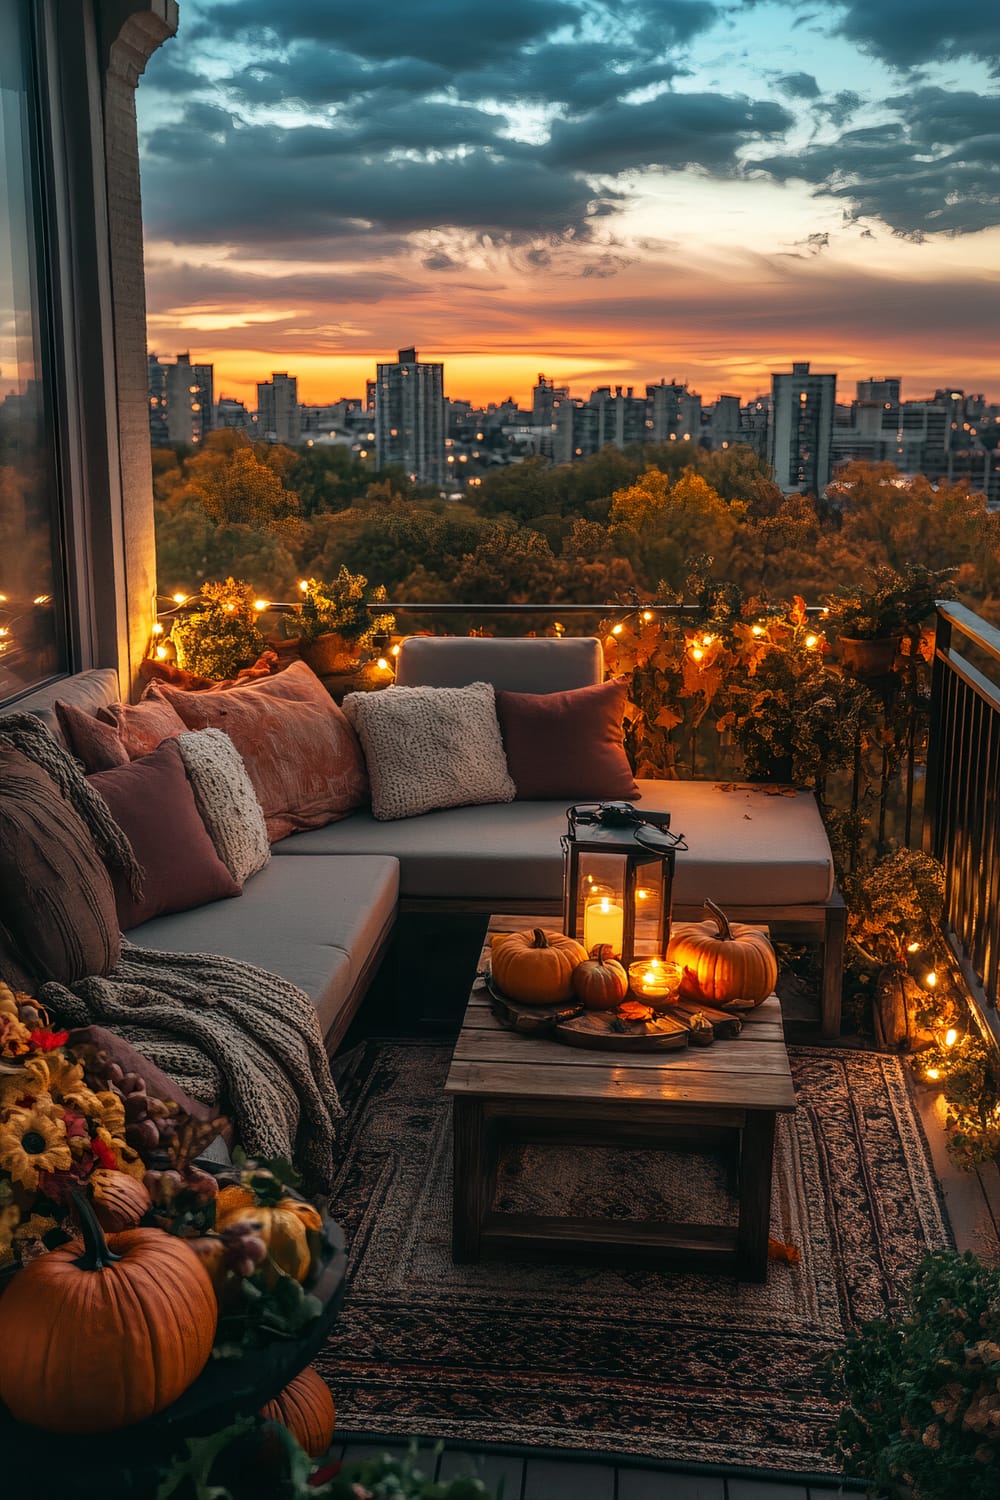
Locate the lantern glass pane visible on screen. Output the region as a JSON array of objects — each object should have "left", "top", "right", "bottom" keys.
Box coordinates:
[
  {"left": 633, "top": 860, "right": 668, "bottom": 958},
  {"left": 577, "top": 854, "right": 626, "bottom": 958}
]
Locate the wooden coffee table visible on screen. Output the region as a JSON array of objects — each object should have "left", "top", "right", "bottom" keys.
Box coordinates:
[{"left": 444, "top": 915, "right": 796, "bottom": 1282}]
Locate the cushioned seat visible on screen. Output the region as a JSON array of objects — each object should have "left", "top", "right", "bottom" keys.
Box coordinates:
[
  {"left": 126, "top": 854, "right": 399, "bottom": 1041},
  {"left": 274, "top": 780, "right": 833, "bottom": 909}
]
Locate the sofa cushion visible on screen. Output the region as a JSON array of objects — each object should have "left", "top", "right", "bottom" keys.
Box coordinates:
[
  {"left": 274, "top": 780, "right": 834, "bottom": 910},
  {"left": 3, "top": 668, "right": 120, "bottom": 745},
  {"left": 56, "top": 700, "right": 130, "bottom": 771},
  {"left": 175, "top": 729, "right": 270, "bottom": 885},
  {"left": 88, "top": 739, "right": 242, "bottom": 928},
  {"left": 125, "top": 854, "right": 399, "bottom": 1041},
  {"left": 394, "top": 635, "right": 603, "bottom": 693},
  {"left": 149, "top": 661, "right": 369, "bottom": 842},
  {"left": 496, "top": 678, "right": 638, "bottom": 801},
  {"left": 98, "top": 695, "right": 188, "bottom": 759}
]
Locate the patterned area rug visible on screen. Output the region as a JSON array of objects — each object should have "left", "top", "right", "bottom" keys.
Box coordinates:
[{"left": 317, "top": 1043, "right": 952, "bottom": 1474}]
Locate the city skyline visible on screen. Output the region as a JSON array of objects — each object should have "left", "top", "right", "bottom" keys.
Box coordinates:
[{"left": 137, "top": 1, "right": 1000, "bottom": 408}]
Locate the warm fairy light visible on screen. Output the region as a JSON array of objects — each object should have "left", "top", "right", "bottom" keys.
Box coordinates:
[
  {"left": 701, "top": 633, "right": 714, "bottom": 646},
  {"left": 172, "top": 592, "right": 187, "bottom": 604},
  {"left": 805, "top": 633, "right": 819, "bottom": 649},
  {"left": 151, "top": 622, "right": 164, "bottom": 635},
  {"left": 376, "top": 657, "right": 390, "bottom": 671},
  {"left": 0, "top": 593, "right": 7, "bottom": 602},
  {"left": 944, "top": 1028, "right": 959, "bottom": 1048},
  {"left": 298, "top": 579, "right": 309, "bottom": 593},
  {"left": 224, "top": 603, "right": 236, "bottom": 613},
  {"left": 820, "top": 607, "right": 830, "bottom": 618},
  {"left": 925, "top": 970, "right": 938, "bottom": 988},
  {"left": 155, "top": 645, "right": 168, "bottom": 660},
  {"left": 253, "top": 599, "right": 269, "bottom": 612},
  {"left": 907, "top": 941, "right": 921, "bottom": 953},
  {"left": 642, "top": 610, "right": 654, "bottom": 621},
  {"left": 391, "top": 643, "right": 400, "bottom": 656},
  {"left": 751, "top": 624, "right": 765, "bottom": 636},
  {"left": 611, "top": 623, "right": 624, "bottom": 635},
  {"left": 926, "top": 1067, "right": 941, "bottom": 1081},
  {"left": 637, "top": 887, "right": 649, "bottom": 900},
  {"left": 691, "top": 646, "right": 704, "bottom": 662}
]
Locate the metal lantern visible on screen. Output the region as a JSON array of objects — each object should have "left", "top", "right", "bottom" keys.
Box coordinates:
[{"left": 560, "top": 803, "right": 680, "bottom": 970}]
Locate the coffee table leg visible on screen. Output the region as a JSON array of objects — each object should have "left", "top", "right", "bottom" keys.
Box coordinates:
[
  {"left": 452, "top": 1097, "right": 493, "bottom": 1263},
  {"left": 737, "top": 1109, "right": 776, "bottom": 1282}
]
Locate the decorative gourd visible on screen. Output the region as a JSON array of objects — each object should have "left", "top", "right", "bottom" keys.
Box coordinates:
[
  {"left": 89, "top": 1169, "right": 152, "bottom": 1233},
  {"left": 667, "top": 899, "right": 778, "bottom": 1007},
  {"left": 260, "top": 1367, "right": 336, "bottom": 1457},
  {"left": 491, "top": 927, "right": 587, "bottom": 1004},
  {"left": 572, "top": 945, "right": 629, "bottom": 1009},
  {"left": 215, "top": 1197, "right": 313, "bottom": 1284},
  {"left": 0, "top": 1193, "right": 217, "bottom": 1432}
]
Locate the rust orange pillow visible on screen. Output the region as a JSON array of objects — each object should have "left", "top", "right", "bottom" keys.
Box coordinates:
[
  {"left": 147, "top": 660, "right": 369, "bottom": 841},
  {"left": 98, "top": 696, "right": 188, "bottom": 760},
  {"left": 495, "top": 677, "right": 639, "bottom": 801}
]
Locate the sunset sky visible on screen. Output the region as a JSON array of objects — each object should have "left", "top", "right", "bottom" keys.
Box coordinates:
[{"left": 137, "top": 1, "right": 1000, "bottom": 409}]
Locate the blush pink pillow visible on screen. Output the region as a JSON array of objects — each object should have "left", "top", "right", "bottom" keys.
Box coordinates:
[
  {"left": 98, "top": 696, "right": 188, "bottom": 760},
  {"left": 495, "top": 677, "right": 639, "bottom": 801},
  {"left": 148, "top": 660, "right": 369, "bottom": 841}
]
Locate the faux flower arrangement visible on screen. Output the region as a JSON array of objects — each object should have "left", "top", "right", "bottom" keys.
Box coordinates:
[{"left": 0, "top": 983, "right": 147, "bottom": 1268}]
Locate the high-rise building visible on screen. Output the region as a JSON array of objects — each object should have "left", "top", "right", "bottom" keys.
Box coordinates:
[
  {"left": 147, "top": 352, "right": 213, "bottom": 445},
  {"left": 256, "top": 373, "right": 300, "bottom": 444},
  {"left": 856, "top": 377, "right": 901, "bottom": 407},
  {"left": 769, "top": 361, "right": 836, "bottom": 493},
  {"left": 374, "top": 347, "right": 445, "bottom": 485},
  {"left": 648, "top": 380, "right": 702, "bottom": 443}
]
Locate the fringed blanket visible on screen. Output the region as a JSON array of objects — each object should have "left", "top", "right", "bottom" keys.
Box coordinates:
[{"left": 3, "top": 714, "right": 340, "bottom": 1196}]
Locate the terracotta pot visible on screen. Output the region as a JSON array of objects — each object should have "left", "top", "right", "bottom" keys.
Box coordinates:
[
  {"left": 837, "top": 634, "right": 899, "bottom": 678},
  {"left": 302, "top": 632, "right": 359, "bottom": 676}
]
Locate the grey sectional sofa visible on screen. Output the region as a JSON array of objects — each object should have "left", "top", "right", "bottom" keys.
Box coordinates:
[{"left": 5, "top": 636, "right": 845, "bottom": 1048}]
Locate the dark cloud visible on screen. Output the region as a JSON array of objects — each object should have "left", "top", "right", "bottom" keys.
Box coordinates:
[
  {"left": 837, "top": 1, "right": 1000, "bottom": 73},
  {"left": 775, "top": 72, "right": 820, "bottom": 100},
  {"left": 229, "top": 51, "right": 448, "bottom": 108},
  {"left": 545, "top": 91, "right": 794, "bottom": 172},
  {"left": 752, "top": 85, "right": 1000, "bottom": 236},
  {"left": 817, "top": 90, "right": 863, "bottom": 128}
]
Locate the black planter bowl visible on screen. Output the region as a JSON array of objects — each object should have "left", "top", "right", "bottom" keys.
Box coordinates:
[{"left": 0, "top": 1214, "right": 348, "bottom": 1497}]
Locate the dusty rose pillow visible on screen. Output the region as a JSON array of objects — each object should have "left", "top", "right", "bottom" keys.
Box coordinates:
[
  {"left": 88, "top": 739, "right": 241, "bottom": 930},
  {"left": 55, "top": 699, "right": 130, "bottom": 772},
  {"left": 147, "top": 660, "right": 369, "bottom": 841},
  {"left": 98, "top": 696, "right": 188, "bottom": 760},
  {"left": 495, "top": 677, "right": 639, "bottom": 801}
]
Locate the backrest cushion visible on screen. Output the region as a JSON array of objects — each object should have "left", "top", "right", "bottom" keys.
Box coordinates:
[
  {"left": 56, "top": 699, "right": 130, "bottom": 771},
  {"left": 88, "top": 738, "right": 241, "bottom": 930},
  {"left": 1, "top": 668, "right": 120, "bottom": 746},
  {"left": 495, "top": 678, "right": 639, "bottom": 801},
  {"left": 0, "top": 747, "right": 121, "bottom": 984},
  {"left": 175, "top": 728, "right": 270, "bottom": 885},
  {"left": 343, "top": 680, "right": 516, "bottom": 821},
  {"left": 98, "top": 696, "right": 188, "bottom": 760},
  {"left": 148, "top": 660, "right": 368, "bottom": 842},
  {"left": 394, "top": 636, "right": 604, "bottom": 693}
]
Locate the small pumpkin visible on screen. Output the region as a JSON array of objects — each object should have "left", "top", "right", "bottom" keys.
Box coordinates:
[
  {"left": 90, "top": 1169, "right": 152, "bottom": 1233},
  {"left": 215, "top": 1197, "right": 313, "bottom": 1284},
  {"left": 572, "top": 944, "right": 629, "bottom": 1010},
  {"left": 0, "top": 1192, "right": 217, "bottom": 1432},
  {"left": 491, "top": 927, "right": 587, "bottom": 1004},
  {"left": 667, "top": 899, "right": 778, "bottom": 1007},
  {"left": 261, "top": 1367, "right": 336, "bottom": 1457}
]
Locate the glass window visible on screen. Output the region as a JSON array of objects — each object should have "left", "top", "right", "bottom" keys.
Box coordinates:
[{"left": 0, "top": 0, "right": 68, "bottom": 699}]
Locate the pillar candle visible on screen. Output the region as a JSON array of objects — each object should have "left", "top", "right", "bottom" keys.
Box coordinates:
[{"left": 583, "top": 895, "right": 624, "bottom": 956}]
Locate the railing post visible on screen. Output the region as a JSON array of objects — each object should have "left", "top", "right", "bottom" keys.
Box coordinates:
[{"left": 922, "top": 602, "right": 953, "bottom": 858}]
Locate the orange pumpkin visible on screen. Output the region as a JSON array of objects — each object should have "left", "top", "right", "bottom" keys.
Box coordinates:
[
  {"left": 261, "top": 1367, "right": 336, "bottom": 1457},
  {"left": 572, "top": 945, "right": 629, "bottom": 1010},
  {"left": 90, "top": 1169, "right": 152, "bottom": 1233},
  {"left": 491, "top": 927, "right": 588, "bottom": 1004},
  {"left": 0, "top": 1193, "right": 217, "bottom": 1432},
  {"left": 667, "top": 899, "right": 778, "bottom": 1007},
  {"left": 215, "top": 1197, "right": 315, "bottom": 1284}
]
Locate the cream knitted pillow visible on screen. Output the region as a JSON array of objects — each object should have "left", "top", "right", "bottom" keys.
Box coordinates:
[
  {"left": 342, "top": 681, "right": 515, "bottom": 821},
  {"left": 176, "top": 728, "right": 271, "bottom": 883}
]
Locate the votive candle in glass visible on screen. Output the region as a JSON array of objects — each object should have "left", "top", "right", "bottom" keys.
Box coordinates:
[{"left": 628, "top": 957, "right": 682, "bottom": 1002}]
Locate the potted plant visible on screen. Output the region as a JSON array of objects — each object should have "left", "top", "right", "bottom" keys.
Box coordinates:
[
  {"left": 728, "top": 650, "right": 875, "bottom": 787},
  {"left": 825, "top": 1250, "right": 1000, "bottom": 1498},
  {"left": 170, "top": 578, "right": 267, "bottom": 681},
  {"left": 293, "top": 569, "right": 394, "bottom": 677},
  {"left": 823, "top": 564, "right": 954, "bottom": 677}
]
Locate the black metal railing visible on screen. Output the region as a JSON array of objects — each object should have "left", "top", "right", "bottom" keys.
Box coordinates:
[{"left": 925, "top": 603, "right": 1000, "bottom": 1032}]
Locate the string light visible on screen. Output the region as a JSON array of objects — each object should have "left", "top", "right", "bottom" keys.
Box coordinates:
[
  {"left": 390, "top": 643, "right": 400, "bottom": 657},
  {"left": 376, "top": 657, "right": 390, "bottom": 672},
  {"left": 926, "top": 1067, "right": 941, "bottom": 1081},
  {"left": 944, "top": 1028, "right": 959, "bottom": 1048},
  {"left": 253, "top": 599, "right": 269, "bottom": 612},
  {"left": 642, "top": 610, "right": 654, "bottom": 621},
  {"left": 172, "top": 592, "right": 187, "bottom": 605},
  {"left": 701, "top": 633, "right": 714, "bottom": 646},
  {"left": 804, "top": 633, "right": 819, "bottom": 649},
  {"left": 155, "top": 645, "right": 168, "bottom": 660},
  {"left": 298, "top": 580, "right": 309, "bottom": 594},
  {"left": 611, "top": 623, "right": 624, "bottom": 636},
  {"left": 691, "top": 646, "right": 704, "bottom": 662},
  {"left": 925, "top": 970, "right": 938, "bottom": 989},
  {"left": 751, "top": 624, "right": 765, "bottom": 636},
  {"left": 907, "top": 941, "right": 920, "bottom": 953},
  {"left": 151, "top": 622, "right": 164, "bottom": 636}
]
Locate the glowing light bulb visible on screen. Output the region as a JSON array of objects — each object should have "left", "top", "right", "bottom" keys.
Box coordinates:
[
  {"left": 702, "top": 633, "right": 714, "bottom": 646},
  {"left": 298, "top": 579, "right": 309, "bottom": 593},
  {"left": 642, "top": 610, "right": 654, "bottom": 621},
  {"left": 155, "top": 645, "right": 168, "bottom": 660},
  {"left": 907, "top": 942, "right": 920, "bottom": 953},
  {"left": 691, "top": 647, "right": 704, "bottom": 662},
  {"left": 172, "top": 592, "right": 187, "bottom": 605},
  {"left": 0, "top": 592, "right": 7, "bottom": 602},
  {"left": 944, "top": 1028, "right": 958, "bottom": 1048},
  {"left": 926, "top": 1067, "right": 941, "bottom": 1081},
  {"left": 151, "top": 622, "right": 164, "bottom": 635},
  {"left": 377, "top": 657, "right": 390, "bottom": 671},
  {"left": 926, "top": 971, "right": 938, "bottom": 989},
  {"left": 805, "top": 633, "right": 819, "bottom": 649},
  {"left": 751, "top": 624, "right": 765, "bottom": 637},
  {"left": 253, "top": 599, "right": 269, "bottom": 612},
  {"left": 391, "top": 643, "right": 400, "bottom": 657},
  {"left": 611, "top": 623, "right": 624, "bottom": 636}
]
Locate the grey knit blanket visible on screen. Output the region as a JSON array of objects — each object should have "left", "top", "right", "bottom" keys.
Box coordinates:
[
  {"left": 42, "top": 945, "right": 341, "bottom": 1196},
  {"left": 3, "top": 715, "right": 340, "bottom": 1195}
]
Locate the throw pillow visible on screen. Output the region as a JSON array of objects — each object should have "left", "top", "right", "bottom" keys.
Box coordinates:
[
  {"left": 0, "top": 747, "right": 121, "bottom": 984},
  {"left": 495, "top": 677, "right": 639, "bottom": 801},
  {"left": 148, "top": 660, "right": 369, "bottom": 841},
  {"left": 342, "top": 681, "right": 516, "bottom": 821},
  {"left": 55, "top": 699, "right": 130, "bottom": 772},
  {"left": 88, "top": 739, "right": 241, "bottom": 930},
  {"left": 175, "top": 729, "right": 270, "bottom": 885},
  {"left": 98, "top": 696, "right": 188, "bottom": 760}
]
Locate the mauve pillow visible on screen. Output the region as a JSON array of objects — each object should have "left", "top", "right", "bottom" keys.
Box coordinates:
[
  {"left": 98, "top": 696, "right": 188, "bottom": 760},
  {"left": 88, "top": 738, "right": 241, "bottom": 930},
  {"left": 55, "top": 699, "right": 130, "bottom": 772},
  {"left": 495, "top": 677, "right": 639, "bottom": 801},
  {"left": 0, "top": 747, "right": 121, "bottom": 984},
  {"left": 148, "top": 660, "right": 369, "bottom": 842}
]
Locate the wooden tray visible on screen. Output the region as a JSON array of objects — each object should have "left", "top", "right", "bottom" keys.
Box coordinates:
[{"left": 485, "top": 973, "right": 690, "bottom": 1052}]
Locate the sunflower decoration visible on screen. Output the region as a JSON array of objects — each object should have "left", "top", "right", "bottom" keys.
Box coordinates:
[{"left": 0, "top": 1104, "right": 72, "bottom": 1191}]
